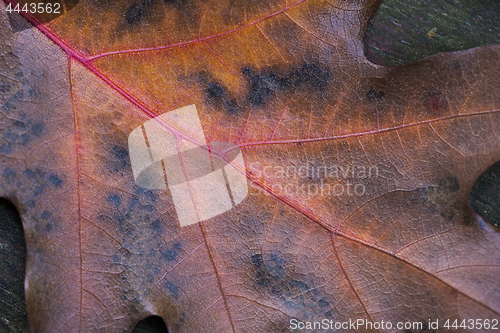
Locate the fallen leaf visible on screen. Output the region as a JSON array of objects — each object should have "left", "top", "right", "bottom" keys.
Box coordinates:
[{"left": 0, "top": 0, "right": 499, "bottom": 332}]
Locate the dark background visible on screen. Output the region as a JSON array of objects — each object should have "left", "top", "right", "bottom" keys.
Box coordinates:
[{"left": 1, "top": 0, "right": 500, "bottom": 332}]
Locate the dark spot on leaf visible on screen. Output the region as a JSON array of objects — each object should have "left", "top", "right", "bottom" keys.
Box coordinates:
[
  {"left": 318, "top": 298, "right": 329, "bottom": 307},
  {"left": 21, "top": 134, "right": 30, "bottom": 144},
  {"left": 24, "top": 169, "right": 35, "bottom": 180},
  {"left": 144, "top": 190, "right": 157, "bottom": 202},
  {"left": 112, "top": 254, "right": 120, "bottom": 264},
  {"left": 439, "top": 176, "right": 459, "bottom": 192},
  {"left": 31, "top": 124, "right": 42, "bottom": 135},
  {"left": 45, "top": 223, "right": 53, "bottom": 232},
  {"left": 251, "top": 253, "right": 263, "bottom": 268},
  {"left": 13, "top": 121, "right": 27, "bottom": 130},
  {"left": 162, "top": 243, "right": 181, "bottom": 261},
  {"left": 0, "top": 143, "right": 12, "bottom": 154},
  {"left": 206, "top": 82, "right": 225, "bottom": 102},
  {"left": 243, "top": 68, "right": 285, "bottom": 106},
  {"left": 49, "top": 174, "right": 63, "bottom": 187},
  {"left": 4, "top": 129, "right": 17, "bottom": 142},
  {"left": 125, "top": 0, "right": 155, "bottom": 25},
  {"left": 250, "top": 252, "right": 326, "bottom": 310},
  {"left": 2, "top": 101, "right": 12, "bottom": 111},
  {"left": 199, "top": 72, "right": 241, "bottom": 115},
  {"left": 163, "top": 250, "right": 176, "bottom": 261},
  {"left": 112, "top": 145, "right": 129, "bottom": 168},
  {"left": 2, "top": 90, "right": 22, "bottom": 111},
  {"left": 242, "top": 62, "right": 330, "bottom": 107},
  {"left": 28, "top": 87, "right": 38, "bottom": 97},
  {"left": 25, "top": 199, "right": 35, "bottom": 208},
  {"left": 0, "top": 84, "right": 11, "bottom": 93},
  {"left": 294, "top": 63, "right": 331, "bottom": 90},
  {"left": 129, "top": 197, "right": 138, "bottom": 209},
  {"left": 224, "top": 99, "right": 240, "bottom": 114},
  {"left": 425, "top": 91, "right": 449, "bottom": 116},
  {"left": 34, "top": 185, "right": 46, "bottom": 196},
  {"left": 3, "top": 101, "right": 13, "bottom": 111},
  {"left": 367, "top": 89, "right": 385, "bottom": 100},
  {"left": 151, "top": 219, "right": 161, "bottom": 234},
  {"left": 41, "top": 211, "right": 51, "bottom": 219},
  {"left": 164, "top": 281, "right": 179, "bottom": 299},
  {"left": 2, "top": 167, "right": 16, "bottom": 184},
  {"left": 108, "top": 194, "right": 121, "bottom": 206},
  {"left": 415, "top": 176, "right": 464, "bottom": 222}
]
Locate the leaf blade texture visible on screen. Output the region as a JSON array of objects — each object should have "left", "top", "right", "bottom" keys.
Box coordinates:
[{"left": 0, "top": 0, "right": 499, "bottom": 331}]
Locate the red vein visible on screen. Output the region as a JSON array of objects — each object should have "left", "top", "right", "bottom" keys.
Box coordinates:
[
  {"left": 199, "top": 222, "right": 237, "bottom": 332},
  {"left": 223, "top": 109, "right": 500, "bottom": 153},
  {"left": 86, "top": 0, "right": 307, "bottom": 61},
  {"left": 67, "top": 57, "right": 83, "bottom": 333},
  {"left": 331, "top": 233, "right": 381, "bottom": 333}
]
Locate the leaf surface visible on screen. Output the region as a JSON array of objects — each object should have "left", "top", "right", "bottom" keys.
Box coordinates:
[{"left": 0, "top": 0, "right": 499, "bottom": 332}]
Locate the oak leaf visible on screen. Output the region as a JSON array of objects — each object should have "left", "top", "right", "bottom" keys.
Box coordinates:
[{"left": 0, "top": 0, "right": 499, "bottom": 332}]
